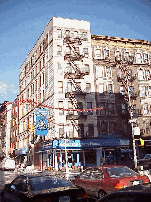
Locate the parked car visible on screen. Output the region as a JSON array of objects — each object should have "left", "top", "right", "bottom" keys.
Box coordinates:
[
  {"left": 96, "top": 182, "right": 151, "bottom": 202},
  {"left": 73, "top": 165, "right": 150, "bottom": 199},
  {"left": 0, "top": 157, "right": 15, "bottom": 171},
  {"left": 0, "top": 173, "right": 87, "bottom": 202}
]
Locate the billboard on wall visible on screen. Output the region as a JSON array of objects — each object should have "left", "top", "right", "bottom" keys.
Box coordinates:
[{"left": 35, "top": 108, "right": 48, "bottom": 136}]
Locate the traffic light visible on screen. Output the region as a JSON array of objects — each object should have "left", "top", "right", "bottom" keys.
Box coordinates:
[
  {"left": 139, "top": 138, "right": 144, "bottom": 146},
  {"left": 30, "top": 124, "right": 34, "bottom": 132}
]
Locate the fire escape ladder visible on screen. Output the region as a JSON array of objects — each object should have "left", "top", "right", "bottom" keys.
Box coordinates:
[{"left": 64, "top": 36, "right": 86, "bottom": 132}]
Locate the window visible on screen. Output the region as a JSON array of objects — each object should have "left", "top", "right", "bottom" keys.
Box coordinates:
[
  {"left": 43, "top": 72, "right": 44, "bottom": 84},
  {"left": 57, "top": 29, "right": 62, "bottom": 38},
  {"left": 40, "top": 61, "right": 41, "bottom": 70},
  {"left": 68, "top": 101, "right": 73, "bottom": 114},
  {"left": 87, "top": 102, "right": 93, "bottom": 115},
  {"left": 140, "top": 86, "right": 146, "bottom": 97},
  {"left": 143, "top": 103, "right": 148, "bottom": 115},
  {"left": 121, "top": 103, "right": 126, "bottom": 114},
  {"left": 99, "top": 102, "right": 106, "bottom": 114},
  {"left": 115, "top": 51, "right": 121, "bottom": 61},
  {"left": 58, "top": 101, "right": 64, "bottom": 115},
  {"left": 83, "top": 48, "right": 88, "bottom": 58},
  {"left": 95, "top": 49, "right": 102, "bottom": 57},
  {"left": 101, "top": 122, "right": 108, "bottom": 135},
  {"left": 136, "top": 52, "right": 142, "bottom": 63},
  {"left": 109, "top": 122, "right": 116, "bottom": 135},
  {"left": 108, "top": 84, "right": 113, "bottom": 92},
  {"left": 67, "top": 82, "right": 72, "bottom": 92},
  {"left": 125, "top": 51, "right": 129, "bottom": 60},
  {"left": 82, "top": 32, "right": 87, "bottom": 40},
  {"left": 98, "top": 84, "right": 104, "bottom": 93},
  {"left": 84, "top": 64, "right": 90, "bottom": 73},
  {"left": 96, "top": 66, "right": 104, "bottom": 78},
  {"left": 120, "top": 86, "right": 124, "bottom": 95},
  {"left": 39, "top": 75, "right": 41, "bottom": 87},
  {"left": 146, "top": 123, "right": 150, "bottom": 134},
  {"left": 87, "top": 124, "right": 94, "bottom": 137},
  {"left": 66, "top": 30, "right": 70, "bottom": 37},
  {"left": 105, "top": 67, "right": 111, "bottom": 77},
  {"left": 78, "top": 123, "right": 84, "bottom": 137},
  {"left": 108, "top": 103, "right": 115, "bottom": 114},
  {"left": 86, "top": 83, "right": 91, "bottom": 93},
  {"left": 138, "top": 70, "right": 144, "bottom": 80},
  {"left": 146, "top": 70, "right": 150, "bottom": 80},
  {"left": 18, "top": 178, "right": 28, "bottom": 192},
  {"left": 90, "top": 168, "right": 104, "bottom": 179},
  {"left": 148, "top": 86, "right": 151, "bottom": 97},
  {"left": 74, "top": 31, "right": 78, "bottom": 37},
  {"left": 58, "top": 81, "right": 63, "bottom": 93},
  {"left": 144, "top": 53, "right": 149, "bottom": 62},
  {"left": 85, "top": 151, "right": 96, "bottom": 164},
  {"left": 104, "top": 49, "right": 109, "bottom": 58},
  {"left": 80, "top": 169, "right": 91, "bottom": 179},
  {"left": 43, "top": 56, "right": 45, "bottom": 67},
  {"left": 59, "top": 126, "right": 64, "bottom": 138},
  {"left": 57, "top": 45, "right": 62, "bottom": 56}
]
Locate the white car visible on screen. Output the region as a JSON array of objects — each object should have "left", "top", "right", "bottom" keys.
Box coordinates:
[{"left": 1, "top": 158, "right": 15, "bottom": 170}]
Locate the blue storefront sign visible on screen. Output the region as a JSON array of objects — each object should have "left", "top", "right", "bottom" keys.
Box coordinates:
[
  {"left": 41, "top": 138, "right": 130, "bottom": 151},
  {"left": 35, "top": 108, "right": 48, "bottom": 136}
]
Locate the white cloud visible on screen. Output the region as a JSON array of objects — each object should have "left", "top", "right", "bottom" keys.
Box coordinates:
[{"left": 0, "top": 82, "right": 19, "bottom": 101}]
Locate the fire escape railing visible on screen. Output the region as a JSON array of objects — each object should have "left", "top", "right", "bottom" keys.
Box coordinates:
[{"left": 64, "top": 36, "right": 87, "bottom": 132}]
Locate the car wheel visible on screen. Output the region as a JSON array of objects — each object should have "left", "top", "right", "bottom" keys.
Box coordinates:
[{"left": 98, "top": 190, "right": 106, "bottom": 199}]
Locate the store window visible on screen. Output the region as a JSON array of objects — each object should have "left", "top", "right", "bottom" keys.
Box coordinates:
[{"left": 85, "top": 150, "right": 96, "bottom": 164}]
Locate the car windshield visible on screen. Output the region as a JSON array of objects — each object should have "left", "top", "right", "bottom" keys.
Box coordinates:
[
  {"left": 29, "top": 176, "right": 72, "bottom": 191},
  {"left": 105, "top": 167, "right": 138, "bottom": 178}
]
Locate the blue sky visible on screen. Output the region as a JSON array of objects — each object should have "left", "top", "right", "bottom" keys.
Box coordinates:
[{"left": 0, "top": 0, "right": 151, "bottom": 103}]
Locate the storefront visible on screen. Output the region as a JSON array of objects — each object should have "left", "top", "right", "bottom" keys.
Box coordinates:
[
  {"left": 37, "top": 138, "right": 130, "bottom": 171},
  {"left": 15, "top": 147, "right": 28, "bottom": 165}
]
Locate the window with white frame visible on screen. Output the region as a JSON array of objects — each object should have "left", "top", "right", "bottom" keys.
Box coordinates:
[
  {"left": 84, "top": 64, "right": 90, "bottom": 73},
  {"left": 105, "top": 67, "right": 111, "bottom": 77},
  {"left": 115, "top": 50, "right": 121, "bottom": 58},
  {"left": 57, "top": 63, "right": 63, "bottom": 75},
  {"left": 121, "top": 103, "right": 126, "bottom": 114},
  {"left": 65, "top": 46, "right": 70, "bottom": 54},
  {"left": 140, "top": 86, "right": 146, "bottom": 97},
  {"left": 96, "top": 66, "right": 104, "bottom": 78},
  {"left": 58, "top": 101, "right": 64, "bottom": 115},
  {"left": 74, "top": 31, "right": 78, "bottom": 37},
  {"left": 143, "top": 103, "right": 148, "bottom": 115},
  {"left": 68, "top": 101, "right": 73, "bottom": 114},
  {"left": 57, "top": 45, "right": 62, "bottom": 55},
  {"left": 83, "top": 48, "right": 89, "bottom": 58},
  {"left": 138, "top": 69, "right": 144, "bottom": 80},
  {"left": 57, "top": 29, "right": 62, "bottom": 38},
  {"left": 59, "top": 126, "right": 64, "bottom": 138},
  {"left": 82, "top": 32, "right": 87, "bottom": 40},
  {"left": 95, "top": 49, "right": 102, "bottom": 57},
  {"left": 98, "top": 83, "right": 104, "bottom": 93},
  {"left": 66, "top": 30, "right": 70, "bottom": 37},
  {"left": 58, "top": 81, "right": 63, "bottom": 93},
  {"left": 146, "top": 123, "right": 150, "bottom": 134},
  {"left": 86, "top": 83, "right": 91, "bottom": 93},
  {"left": 75, "top": 82, "right": 81, "bottom": 92},
  {"left": 136, "top": 52, "right": 142, "bottom": 63}
]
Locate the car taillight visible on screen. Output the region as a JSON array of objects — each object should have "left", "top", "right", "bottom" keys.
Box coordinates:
[
  {"left": 77, "top": 192, "right": 87, "bottom": 200},
  {"left": 145, "top": 176, "right": 150, "bottom": 183},
  {"left": 114, "top": 181, "right": 126, "bottom": 189}
]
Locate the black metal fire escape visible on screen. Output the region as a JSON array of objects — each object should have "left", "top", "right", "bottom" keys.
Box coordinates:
[{"left": 64, "top": 36, "right": 87, "bottom": 133}]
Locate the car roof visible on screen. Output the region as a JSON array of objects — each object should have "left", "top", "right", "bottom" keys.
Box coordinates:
[
  {"left": 86, "top": 165, "right": 126, "bottom": 169},
  {"left": 17, "top": 173, "right": 66, "bottom": 179}
]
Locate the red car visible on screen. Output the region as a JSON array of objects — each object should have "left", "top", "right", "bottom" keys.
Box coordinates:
[{"left": 73, "top": 165, "right": 150, "bottom": 199}]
